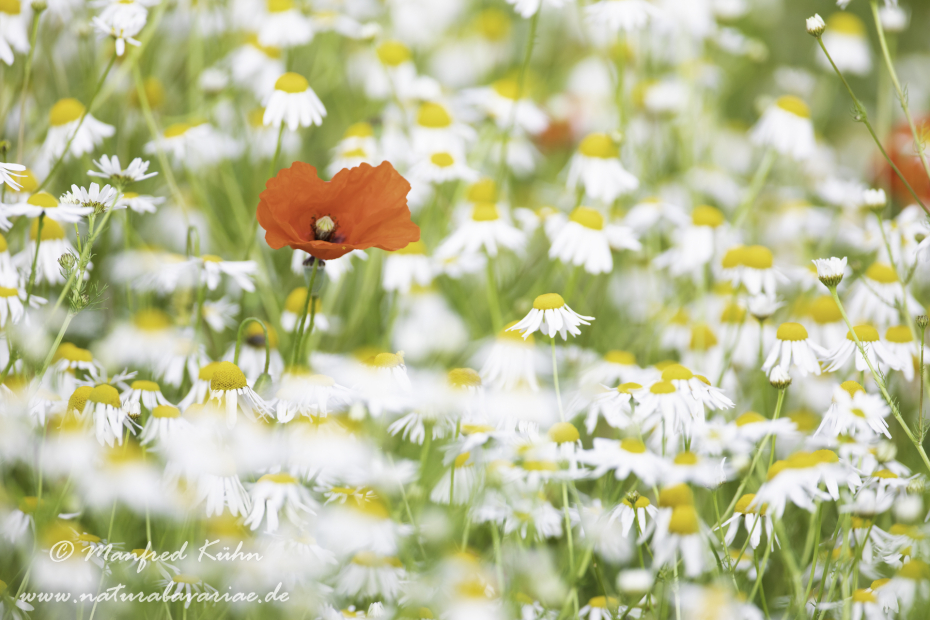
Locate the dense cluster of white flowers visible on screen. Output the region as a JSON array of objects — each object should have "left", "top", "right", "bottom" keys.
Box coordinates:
[{"left": 1, "top": 0, "right": 930, "bottom": 619}]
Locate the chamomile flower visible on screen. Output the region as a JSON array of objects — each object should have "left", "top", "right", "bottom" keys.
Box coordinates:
[
  {"left": 409, "top": 150, "right": 478, "bottom": 185},
  {"left": 198, "top": 254, "right": 257, "bottom": 292},
  {"left": 579, "top": 382, "right": 640, "bottom": 434},
  {"left": 547, "top": 207, "right": 641, "bottom": 275},
  {"left": 818, "top": 13, "right": 872, "bottom": 76},
  {"left": 82, "top": 384, "right": 137, "bottom": 447},
  {"left": 7, "top": 191, "right": 92, "bottom": 222},
  {"left": 273, "top": 369, "right": 353, "bottom": 422},
  {"left": 509, "top": 293, "right": 594, "bottom": 340},
  {"left": 382, "top": 241, "right": 434, "bottom": 293},
  {"left": 436, "top": 201, "right": 526, "bottom": 259},
  {"left": 328, "top": 123, "right": 381, "bottom": 175},
  {"left": 479, "top": 321, "right": 543, "bottom": 391},
  {"left": 762, "top": 322, "right": 828, "bottom": 377},
  {"left": 144, "top": 121, "right": 241, "bottom": 169},
  {"left": 566, "top": 133, "right": 639, "bottom": 202},
  {"left": 263, "top": 72, "right": 327, "bottom": 130},
  {"left": 254, "top": 0, "right": 313, "bottom": 48},
  {"left": 159, "top": 574, "right": 218, "bottom": 610},
  {"left": 139, "top": 405, "right": 192, "bottom": 445},
  {"left": 823, "top": 324, "right": 905, "bottom": 375},
  {"left": 845, "top": 263, "right": 919, "bottom": 327},
  {"left": 817, "top": 381, "right": 891, "bottom": 439},
  {"left": 653, "top": 205, "right": 733, "bottom": 279},
  {"left": 208, "top": 361, "right": 272, "bottom": 427},
  {"left": 751, "top": 449, "right": 843, "bottom": 517},
  {"left": 580, "top": 437, "right": 667, "bottom": 486},
  {"left": 0, "top": 0, "right": 29, "bottom": 66},
  {"left": 461, "top": 78, "right": 549, "bottom": 134},
  {"left": 720, "top": 494, "right": 775, "bottom": 550},
  {"left": 60, "top": 182, "right": 118, "bottom": 213},
  {"left": 430, "top": 452, "right": 481, "bottom": 505},
  {"left": 651, "top": 504, "right": 708, "bottom": 577},
  {"left": 882, "top": 325, "right": 917, "bottom": 381},
  {"left": 92, "top": 0, "right": 146, "bottom": 56},
  {"left": 505, "top": 0, "right": 574, "bottom": 19},
  {"left": 750, "top": 95, "right": 815, "bottom": 160},
  {"left": 114, "top": 192, "right": 164, "bottom": 214},
  {"left": 719, "top": 245, "right": 786, "bottom": 296},
  {"left": 244, "top": 472, "right": 317, "bottom": 533},
  {"left": 39, "top": 98, "right": 115, "bottom": 165},
  {"left": 14, "top": 219, "right": 78, "bottom": 285},
  {"left": 121, "top": 379, "right": 171, "bottom": 412},
  {"left": 88, "top": 154, "right": 158, "bottom": 184},
  {"left": 0, "top": 279, "right": 41, "bottom": 327}
]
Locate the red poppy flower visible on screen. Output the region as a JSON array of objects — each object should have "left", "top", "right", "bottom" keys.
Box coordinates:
[
  {"left": 257, "top": 161, "right": 420, "bottom": 260},
  {"left": 881, "top": 115, "right": 930, "bottom": 206}
]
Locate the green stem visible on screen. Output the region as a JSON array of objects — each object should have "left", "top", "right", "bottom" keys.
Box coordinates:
[
  {"left": 562, "top": 481, "right": 575, "bottom": 574},
  {"left": 24, "top": 213, "right": 44, "bottom": 304},
  {"left": 485, "top": 258, "right": 503, "bottom": 333},
  {"left": 552, "top": 337, "right": 565, "bottom": 422},
  {"left": 290, "top": 261, "right": 319, "bottom": 367},
  {"left": 733, "top": 149, "right": 776, "bottom": 227},
  {"left": 496, "top": 11, "right": 539, "bottom": 187},
  {"left": 16, "top": 7, "right": 43, "bottom": 162}
]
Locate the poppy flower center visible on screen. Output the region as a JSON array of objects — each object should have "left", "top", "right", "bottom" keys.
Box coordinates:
[{"left": 313, "top": 215, "right": 336, "bottom": 241}]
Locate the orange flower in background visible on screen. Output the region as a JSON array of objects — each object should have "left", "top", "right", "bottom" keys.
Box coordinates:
[
  {"left": 882, "top": 115, "right": 930, "bottom": 206},
  {"left": 257, "top": 161, "right": 419, "bottom": 260}
]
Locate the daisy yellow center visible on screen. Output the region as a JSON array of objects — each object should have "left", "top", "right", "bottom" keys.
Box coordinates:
[
  {"left": 27, "top": 192, "right": 58, "bottom": 208},
  {"left": 68, "top": 386, "right": 93, "bottom": 412},
  {"left": 370, "top": 352, "right": 405, "bottom": 368},
  {"left": 872, "top": 469, "right": 897, "bottom": 479},
  {"left": 341, "top": 147, "right": 367, "bottom": 158},
  {"left": 164, "top": 123, "right": 193, "bottom": 138},
  {"left": 500, "top": 319, "right": 534, "bottom": 343},
  {"left": 376, "top": 41, "right": 411, "bottom": 66},
  {"left": 840, "top": 381, "right": 865, "bottom": 397},
  {"left": 258, "top": 473, "right": 297, "bottom": 484},
  {"left": 810, "top": 296, "right": 842, "bottom": 323},
  {"left": 742, "top": 245, "right": 773, "bottom": 269},
  {"left": 454, "top": 452, "right": 471, "bottom": 468},
  {"left": 475, "top": 8, "right": 509, "bottom": 40},
  {"left": 396, "top": 240, "right": 426, "bottom": 255},
  {"left": 172, "top": 575, "right": 201, "bottom": 585},
  {"left": 197, "top": 362, "right": 222, "bottom": 381},
  {"left": 578, "top": 133, "right": 618, "bottom": 159},
  {"left": 569, "top": 206, "right": 604, "bottom": 230},
  {"left": 210, "top": 361, "right": 248, "bottom": 391},
  {"left": 461, "top": 423, "right": 495, "bottom": 435},
  {"left": 865, "top": 263, "right": 897, "bottom": 283},
  {"left": 897, "top": 560, "right": 930, "bottom": 580},
  {"left": 0, "top": 287, "right": 16, "bottom": 298},
  {"left": 31, "top": 217, "right": 65, "bottom": 241},
  {"left": 721, "top": 246, "right": 745, "bottom": 269},
  {"left": 88, "top": 384, "right": 121, "bottom": 408},
  {"left": 152, "top": 405, "right": 180, "bottom": 419},
  {"left": 131, "top": 380, "right": 160, "bottom": 392},
  {"left": 659, "top": 483, "right": 693, "bottom": 508},
  {"left": 523, "top": 460, "right": 557, "bottom": 471},
  {"left": 49, "top": 98, "right": 86, "bottom": 126},
  {"left": 55, "top": 343, "right": 93, "bottom": 363},
  {"left": 650, "top": 381, "right": 676, "bottom": 394},
  {"left": 690, "top": 324, "right": 718, "bottom": 350},
  {"left": 430, "top": 152, "right": 455, "bottom": 168},
  {"left": 16, "top": 169, "right": 38, "bottom": 193},
  {"left": 492, "top": 78, "right": 520, "bottom": 100},
  {"left": 720, "top": 303, "right": 746, "bottom": 323},
  {"left": 472, "top": 203, "right": 500, "bottom": 221},
  {"left": 284, "top": 287, "right": 316, "bottom": 313},
  {"left": 134, "top": 309, "right": 172, "bottom": 331},
  {"left": 275, "top": 72, "right": 309, "bottom": 93},
  {"left": 847, "top": 325, "right": 879, "bottom": 342},
  {"left": 885, "top": 326, "right": 912, "bottom": 343},
  {"left": 673, "top": 451, "right": 698, "bottom": 466},
  {"left": 620, "top": 438, "right": 646, "bottom": 453},
  {"left": 668, "top": 505, "right": 700, "bottom": 535},
  {"left": 776, "top": 322, "right": 808, "bottom": 341},
  {"left": 467, "top": 178, "right": 497, "bottom": 203},
  {"left": 417, "top": 103, "right": 453, "bottom": 128},
  {"left": 734, "top": 494, "right": 757, "bottom": 514},
  {"left": 587, "top": 596, "right": 619, "bottom": 609},
  {"left": 789, "top": 410, "right": 821, "bottom": 432},
  {"left": 691, "top": 205, "right": 724, "bottom": 227},
  {"left": 533, "top": 293, "right": 565, "bottom": 310},
  {"left": 661, "top": 364, "right": 693, "bottom": 381},
  {"left": 605, "top": 350, "right": 635, "bottom": 365},
  {"left": 267, "top": 0, "right": 293, "bottom": 12},
  {"left": 736, "top": 412, "right": 766, "bottom": 426},
  {"left": 851, "top": 589, "right": 876, "bottom": 604},
  {"left": 775, "top": 95, "right": 810, "bottom": 119},
  {"left": 344, "top": 122, "right": 374, "bottom": 138},
  {"left": 548, "top": 422, "right": 579, "bottom": 444},
  {"left": 617, "top": 382, "right": 642, "bottom": 394},
  {"left": 0, "top": 234, "right": 6, "bottom": 252},
  {"left": 0, "top": 0, "right": 21, "bottom": 14},
  {"left": 448, "top": 368, "right": 482, "bottom": 388},
  {"left": 851, "top": 408, "right": 867, "bottom": 418},
  {"left": 827, "top": 12, "right": 866, "bottom": 36}
]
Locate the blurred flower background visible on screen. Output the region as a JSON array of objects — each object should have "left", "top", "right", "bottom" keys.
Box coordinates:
[{"left": 1, "top": 0, "right": 930, "bottom": 618}]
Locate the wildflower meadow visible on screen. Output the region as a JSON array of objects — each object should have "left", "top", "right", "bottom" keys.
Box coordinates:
[{"left": 2, "top": 0, "right": 930, "bottom": 618}]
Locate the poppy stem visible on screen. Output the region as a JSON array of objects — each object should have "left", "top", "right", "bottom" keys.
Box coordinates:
[{"left": 290, "top": 260, "right": 319, "bottom": 367}]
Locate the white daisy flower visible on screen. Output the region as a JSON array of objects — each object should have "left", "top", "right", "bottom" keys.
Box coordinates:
[
  {"left": 580, "top": 437, "right": 667, "bottom": 486},
  {"left": 882, "top": 325, "right": 917, "bottom": 381},
  {"left": 144, "top": 121, "right": 241, "bottom": 169},
  {"left": 158, "top": 574, "right": 218, "bottom": 610},
  {"left": 81, "top": 384, "right": 137, "bottom": 447},
  {"left": 823, "top": 324, "right": 905, "bottom": 375},
  {"left": 327, "top": 122, "right": 381, "bottom": 175},
  {"left": 436, "top": 201, "right": 526, "bottom": 259},
  {"left": 254, "top": 0, "right": 313, "bottom": 48},
  {"left": 845, "top": 262, "right": 919, "bottom": 327},
  {"left": 243, "top": 472, "right": 317, "bottom": 533},
  {"left": 817, "top": 13, "right": 872, "bottom": 76},
  {"left": 720, "top": 493, "right": 775, "bottom": 550},
  {"left": 478, "top": 321, "right": 543, "bottom": 391},
  {"left": 651, "top": 503, "right": 708, "bottom": 577},
  {"left": 382, "top": 241, "right": 434, "bottom": 293},
  {"left": 816, "top": 381, "right": 891, "bottom": 439},
  {"left": 750, "top": 449, "right": 842, "bottom": 518},
  {"left": 121, "top": 379, "right": 171, "bottom": 412},
  {"left": 198, "top": 254, "right": 257, "bottom": 292},
  {"left": 273, "top": 370, "right": 353, "bottom": 422},
  {"left": 548, "top": 207, "right": 641, "bottom": 275},
  {"left": 60, "top": 182, "right": 118, "bottom": 213},
  {"left": 508, "top": 293, "right": 594, "bottom": 340},
  {"left": 138, "top": 405, "right": 192, "bottom": 446},
  {"left": 13, "top": 218, "right": 79, "bottom": 285},
  {"left": 750, "top": 95, "right": 815, "bottom": 160},
  {"left": 0, "top": 0, "right": 29, "bottom": 66},
  {"left": 208, "top": 361, "right": 272, "bottom": 427},
  {"left": 505, "top": 0, "right": 574, "bottom": 19},
  {"left": 7, "top": 191, "right": 92, "bottom": 222},
  {"left": 263, "top": 72, "right": 326, "bottom": 130},
  {"left": 40, "top": 98, "right": 115, "bottom": 164},
  {"left": 719, "top": 244, "right": 787, "bottom": 296},
  {"left": 409, "top": 150, "right": 479, "bottom": 185},
  {"left": 812, "top": 256, "right": 847, "bottom": 288},
  {"left": 566, "top": 133, "right": 639, "bottom": 202},
  {"left": 88, "top": 154, "right": 158, "bottom": 184},
  {"left": 461, "top": 78, "right": 549, "bottom": 134},
  {"left": 92, "top": 0, "right": 146, "bottom": 56},
  {"left": 115, "top": 191, "right": 164, "bottom": 214},
  {"left": 761, "top": 322, "right": 828, "bottom": 377},
  {"left": 0, "top": 279, "right": 43, "bottom": 327}
]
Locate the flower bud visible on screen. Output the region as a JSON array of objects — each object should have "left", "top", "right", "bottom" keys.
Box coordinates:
[
  {"left": 862, "top": 188, "right": 887, "bottom": 211},
  {"left": 917, "top": 315, "right": 929, "bottom": 330},
  {"left": 31, "top": 0, "right": 47, "bottom": 12},
  {"left": 806, "top": 14, "right": 825, "bottom": 37},
  {"left": 617, "top": 569, "right": 653, "bottom": 596},
  {"left": 875, "top": 440, "right": 897, "bottom": 463},
  {"left": 768, "top": 366, "right": 791, "bottom": 389},
  {"left": 58, "top": 253, "right": 77, "bottom": 273},
  {"left": 812, "top": 257, "right": 847, "bottom": 289}
]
